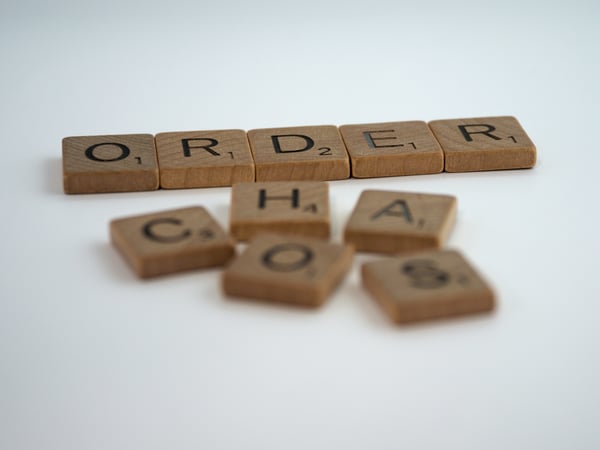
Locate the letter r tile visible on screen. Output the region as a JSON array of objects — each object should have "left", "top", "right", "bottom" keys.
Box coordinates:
[
  {"left": 155, "top": 129, "right": 255, "bottom": 188},
  {"left": 428, "top": 116, "right": 536, "bottom": 172},
  {"left": 247, "top": 125, "right": 350, "bottom": 181}
]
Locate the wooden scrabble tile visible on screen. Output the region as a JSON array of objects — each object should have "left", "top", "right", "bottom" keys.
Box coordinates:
[
  {"left": 428, "top": 116, "right": 536, "bottom": 172},
  {"left": 62, "top": 134, "right": 159, "bottom": 194},
  {"left": 155, "top": 129, "right": 255, "bottom": 188},
  {"left": 339, "top": 121, "right": 443, "bottom": 177},
  {"left": 110, "top": 206, "right": 235, "bottom": 278},
  {"left": 230, "top": 181, "right": 330, "bottom": 241},
  {"left": 247, "top": 125, "right": 350, "bottom": 181},
  {"left": 362, "top": 249, "right": 495, "bottom": 324},
  {"left": 344, "top": 190, "right": 456, "bottom": 254},
  {"left": 222, "top": 233, "right": 354, "bottom": 306}
]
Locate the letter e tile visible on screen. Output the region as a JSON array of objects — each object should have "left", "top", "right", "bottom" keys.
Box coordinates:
[{"left": 339, "top": 121, "right": 443, "bottom": 177}]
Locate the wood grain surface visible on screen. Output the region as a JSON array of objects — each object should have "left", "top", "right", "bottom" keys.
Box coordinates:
[
  {"left": 247, "top": 125, "right": 350, "bottom": 181},
  {"left": 222, "top": 233, "right": 354, "bottom": 306},
  {"left": 344, "top": 190, "right": 456, "bottom": 254},
  {"left": 428, "top": 116, "right": 536, "bottom": 172},
  {"left": 63, "top": 134, "right": 159, "bottom": 194},
  {"left": 110, "top": 206, "right": 235, "bottom": 278},
  {"left": 339, "top": 121, "right": 443, "bottom": 177},
  {"left": 362, "top": 249, "right": 495, "bottom": 324},
  {"left": 155, "top": 129, "right": 254, "bottom": 188},
  {"left": 230, "top": 181, "right": 330, "bottom": 241}
]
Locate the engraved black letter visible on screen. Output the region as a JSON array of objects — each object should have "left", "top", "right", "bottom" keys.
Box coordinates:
[
  {"left": 271, "top": 134, "right": 314, "bottom": 153},
  {"left": 363, "top": 130, "right": 403, "bottom": 148},
  {"left": 402, "top": 259, "right": 449, "bottom": 289},
  {"left": 262, "top": 243, "right": 314, "bottom": 272},
  {"left": 258, "top": 188, "right": 300, "bottom": 209},
  {"left": 181, "top": 138, "right": 220, "bottom": 157},
  {"left": 85, "top": 143, "right": 130, "bottom": 162},
  {"left": 371, "top": 200, "right": 413, "bottom": 223},
  {"left": 142, "top": 218, "right": 192, "bottom": 243},
  {"left": 458, "top": 124, "right": 501, "bottom": 142}
]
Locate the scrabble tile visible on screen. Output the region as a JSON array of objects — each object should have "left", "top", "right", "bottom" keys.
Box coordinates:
[
  {"left": 247, "top": 125, "right": 350, "bottom": 181},
  {"left": 110, "top": 206, "right": 235, "bottom": 278},
  {"left": 428, "top": 116, "right": 536, "bottom": 172},
  {"left": 230, "top": 181, "right": 330, "bottom": 241},
  {"left": 155, "top": 129, "right": 255, "bottom": 188},
  {"left": 362, "top": 249, "right": 495, "bottom": 324},
  {"left": 344, "top": 190, "right": 456, "bottom": 254},
  {"left": 63, "top": 134, "right": 159, "bottom": 194},
  {"left": 222, "top": 233, "right": 354, "bottom": 306},
  {"left": 339, "top": 121, "right": 443, "bottom": 177}
]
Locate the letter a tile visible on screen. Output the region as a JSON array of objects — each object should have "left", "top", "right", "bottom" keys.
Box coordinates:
[
  {"left": 155, "top": 129, "right": 255, "bottom": 188},
  {"left": 222, "top": 233, "right": 354, "bottom": 306},
  {"left": 344, "top": 190, "right": 456, "bottom": 254},
  {"left": 362, "top": 249, "right": 495, "bottom": 324},
  {"left": 428, "top": 116, "right": 536, "bottom": 172},
  {"left": 339, "top": 121, "right": 443, "bottom": 177},
  {"left": 62, "top": 134, "right": 159, "bottom": 194},
  {"left": 230, "top": 181, "right": 330, "bottom": 241},
  {"left": 247, "top": 125, "right": 350, "bottom": 181},
  {"left": 110, "top": 206, "right": 235, "bottom": 278}
]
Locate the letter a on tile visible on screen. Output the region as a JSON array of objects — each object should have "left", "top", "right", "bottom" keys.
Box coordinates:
[
  {"left": 371, "top": 200, "right": 413, "bottom": 222},
  {"left": 344, "top": 190, "right": 456, "bottom": 254}
]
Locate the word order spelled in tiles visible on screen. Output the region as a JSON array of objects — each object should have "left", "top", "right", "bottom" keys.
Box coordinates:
[
  {"left": 247, "top": 125, "right": 350, "bottom": 181},
  {"left": 428, "top": 116, "right": 536, "bottom": 172},
  {"left": 110, "top": 206, "right": 235, "bottom": 278},
  {"left": 339, "top": 121, "right": 443, "bottom": 178},
  {"left": 362, "top": 249, "right": 495, "bottom": 324},
  {"left": 155, "top": 129, "right": 255, "bottom": 188},
  {"left": 62, "top": 134, "right": 159, "bottom": 194},
  {"left": 230, "top": 181, "right": 329, "bottom": 241},
  {"left": 222, "top": 233, "right": 354, "bottom": 306},
  {"left": 344, "top": 190, "right": 456, "bottom": 254}
]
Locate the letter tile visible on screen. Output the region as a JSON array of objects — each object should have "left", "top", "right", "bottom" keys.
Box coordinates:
[
  {"left": 222, "top": 233, "right": 354, "bottom": 306},
  {"left": 344, "top": 190, "right": 456, "bottom": 254},
  {"left": 339, "top": 121, "right": 443, "bottom": 177},
  {"left": 110, "top": 206, "right": 235, "bottom": 278},
  {"left": 155, "top": 129, "right": 254, "bottom": 188},
  {"left": 63, "top": 134, "right": 159, "bottom": 194},
  {"left": 247, "top": 125, "right": 350, "bottom": 181},
  {"left": 362, "top": 249, "right": 495, "bottom": 323},
  {"left": 230, "top": 181, "right": 330, "bottom": 241},
  {"left": 428, "top": 116, "right": 536, "bottom": 172}
]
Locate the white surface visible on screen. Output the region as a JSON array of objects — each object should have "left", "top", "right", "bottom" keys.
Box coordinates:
[{"left": 1, "top": 1, "right": 599, "bottom": 449}]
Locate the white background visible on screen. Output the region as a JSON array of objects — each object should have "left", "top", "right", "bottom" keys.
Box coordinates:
[{"left": 1, "top": 1, "right": 599, "bottom": 449}]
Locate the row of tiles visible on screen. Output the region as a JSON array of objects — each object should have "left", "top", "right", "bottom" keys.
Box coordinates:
[
  {"left": 63, "top": 116, "right": 536, "bottom": 194},
  {"left": 113, "top": 183, "right": 457, "bottom": 276},
  {"left": 111, "top": 185, "right": 494, "bottom": 324}
]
